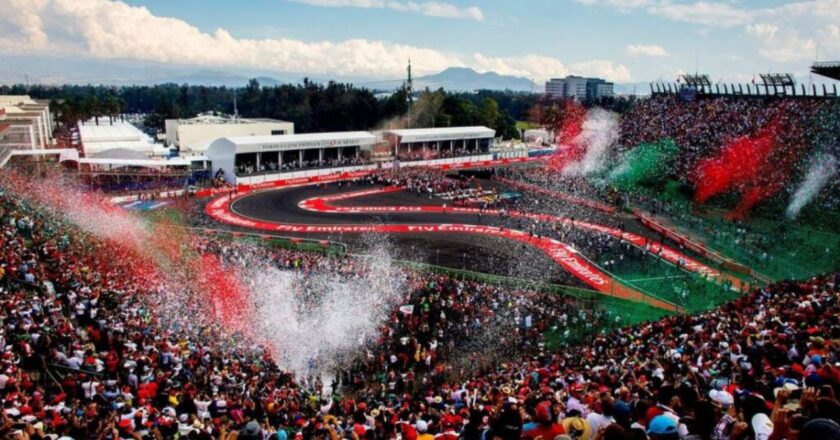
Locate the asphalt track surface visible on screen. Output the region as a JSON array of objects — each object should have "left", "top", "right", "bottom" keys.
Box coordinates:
[
  {"left": 204, "top": 163, "right": 745, "bottom": 312},
  {"left": 214, "top": 182, "right": 708, "bottom": 311},
  {"left": 229, "top": 182, "right": 576, "bottom": 285}
]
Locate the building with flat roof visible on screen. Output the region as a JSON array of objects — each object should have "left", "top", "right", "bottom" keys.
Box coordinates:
[
  {"left": 165, "top": 113, "right": 294, "bottom": 153},
  {"left": 207, "top": 131, "right": 376, "bottom": 182},
  {"left": 78, "top": 120, "right": 170, "bottom": 157},
  {"left": 383, "top": 126, "right": 495, "bottom": 161},
  {"left": 545, "top": 76, "right": 614, "bottom": 101},
  {"left": 0, "top": 95, "right": 54, "bottom": 149}
]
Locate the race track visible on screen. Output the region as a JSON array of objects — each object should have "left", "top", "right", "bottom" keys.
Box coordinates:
[{"left": 207, "top": 180, "right": 691, "bottom": 312}]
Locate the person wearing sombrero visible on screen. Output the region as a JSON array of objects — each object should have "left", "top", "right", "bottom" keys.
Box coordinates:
[{"left": 561, "top": 415, "right": 591, "bottom": 440}]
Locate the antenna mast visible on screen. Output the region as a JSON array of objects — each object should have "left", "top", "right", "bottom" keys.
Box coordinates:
[
  {"left": 406, "top": 59, "right": 413, "bottom": 128},
  {"left": 233, "top": 93, "right": 239, "bottom": 121}
]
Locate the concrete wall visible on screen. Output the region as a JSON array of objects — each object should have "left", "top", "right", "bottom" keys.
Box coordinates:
[{"left": 177, "top": 121, "right": 295, "bottom": 152}]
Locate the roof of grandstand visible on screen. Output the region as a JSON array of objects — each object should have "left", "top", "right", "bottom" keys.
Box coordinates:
[
  {"left": 212, "top": 131, "right": 378, "bottom": 151},
  {"left": 78, "top": 157, "right": 190, "bottom": 167},
  {"left": 385, "top": 126, "right": 495, "bottom": 142},
  {"left": 78, "top": 120, "right": 170, "bottom": 156},
  {"left": 812, "top": 61, "right": 840, "bottom": 81}
]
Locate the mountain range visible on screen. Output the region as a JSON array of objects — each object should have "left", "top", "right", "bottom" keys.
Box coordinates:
[{"left": 0, "top": 55, "right": 650, "bottom": 95}]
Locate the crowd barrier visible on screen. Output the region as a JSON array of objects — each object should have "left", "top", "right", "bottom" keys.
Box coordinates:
[
  {"left": 494, "top": 177, "right": 616, "bottom": 214},
  {"left": 352, "top": 254, "right": 673, "bottom": 331},
  {"left": 190, "top": 227, "right": 348, "bottom": 256},
  {"left": 632, "top": 208, "right": 772, "bottom": 285},
  {"left": 194, "top": 156, "right": 535, "bottom": 198}
]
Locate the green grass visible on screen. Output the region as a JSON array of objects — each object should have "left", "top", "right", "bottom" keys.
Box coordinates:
[
  {"left": 598, "top": 248, "right": 743, "bottom": 314},
  {"left": 647, "top": 200, "right": 839, "bottom": 280},
  {"left": 625, "top": 184, "right": 840, "bottom": 282},
  {"left": 515, "top": 121, "right": 539, "bottom": 130}
]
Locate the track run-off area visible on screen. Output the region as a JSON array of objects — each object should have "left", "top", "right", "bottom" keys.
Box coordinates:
[{"left": 205, "top": 161, "right": 746, "bottom": 313}]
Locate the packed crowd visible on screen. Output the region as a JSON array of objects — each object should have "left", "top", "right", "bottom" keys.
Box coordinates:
[
  {"left": 367, "top": 169, "right": 473, "bottom": 195},
  {"left": 235, "top": 157, "right": 370, "bottom": 176},
  {"left": 619, "top": 95, "right": 838, "bottom": 182},
  {"left": 0, "top": 187, "right": 605, "bottom": 440},
  {"left": 396, "top": 148, "right": 485, "bottom": 163},
  {"left": 2, "top": 163, "right": 840, "bottom": 439}
]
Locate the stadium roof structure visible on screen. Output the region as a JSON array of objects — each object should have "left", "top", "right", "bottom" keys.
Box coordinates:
[
  {"left": 218, "top": 131, "right": 378, "bottom": 151},
  {"left": 759, "top": 73, "right": 796, "bottom": 88},
  {"left": 78, "top": 120, "right": 169, "bottom": 156},
  {"left": 384, "top": 126, "right": 495, "bottom": 143},
  {"left": 78, "top": 121, "right": 147, "bottom": 144},
  {"left": 78, "top": 157, "right": 190, "bottom": 168},
  {"left": 812, "top": 61, "right": 840, "bottom": 81},
  {"left": 679, "top": 74, "right": 712, "bottom": 88},
  {"left": 171, "top": 113, "right": 291, "bottom": 125}
]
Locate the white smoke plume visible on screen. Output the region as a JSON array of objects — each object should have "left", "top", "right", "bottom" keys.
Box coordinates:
[
  {"left": 563, "top": 108, "right": 620, "bottom": 177},
  {"left": 246, "top": 244, "right": 405, "bottom": 379},
  {"left": 786, "top": 154, "right": 838, "bottom": 219}
]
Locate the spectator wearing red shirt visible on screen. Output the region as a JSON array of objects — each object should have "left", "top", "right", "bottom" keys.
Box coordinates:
[{"left": 523, "top": 401, "right": 565, "bottom": 440}]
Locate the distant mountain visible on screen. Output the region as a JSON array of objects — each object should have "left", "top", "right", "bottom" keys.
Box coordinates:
[
  {"left": 367, "top": 67, "right": 540, "bottom": 93},
  {"left": 0, "top": 55, "right": 293, "bottom": 87},
  {"left": 0, "top": 56, "right": 540, "bottom": 92},
  {"left": 156, "top": 70, "right": 285, "bottom": 87},
  {"left": 418, "top": 67, "right": 539, "bottom": 92}
]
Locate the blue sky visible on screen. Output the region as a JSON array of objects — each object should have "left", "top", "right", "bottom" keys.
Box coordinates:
[{"left": 0, "top": 0, "right": 836, "bottom": 84}]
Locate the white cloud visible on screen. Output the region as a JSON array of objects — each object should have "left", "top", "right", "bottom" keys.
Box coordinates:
[
  {"left": 646, "top": 2, "right": 752, "bottom": 27},
  {"left": 577, "top": 0, "right": 840, "bottom": 64},
  {"left": 745, "top": 23, "right": 778, "bottom": 40},
  {"left": 289, "top": 0, "right": 484, "bottom": 21},
  {"left": 569, "top": 60, "right": 632, "bottom": 83},
  {"left": 574, "top": 0, "right": 752, "bottom": 26},
  {"left": 469, "top": 53, "right": 631, "bottom": 83},
  {"left": 746, "top": 24, "right": 817, "bottom": 63},
  {"left": 0, "top": 0, "right": 50, "bottom": 49},
  {"left": 626, "top": 44, "right": 669, "bottom": 57},
  {"left": 573, "top": 0, "right": 654, "bottom": 10},
  {"left": 0, "top": 0, "right": 631, "bottom": 83}
]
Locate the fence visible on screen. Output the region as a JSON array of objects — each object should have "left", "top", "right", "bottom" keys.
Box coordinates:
[
  {"left": 651, "top": 82, "right": 838, "bottom": 99},
  {"left": 353, "top": 254, "right": 673, "bottom": 327},
  {"left": 191, "top": 227, "right": 348, "bottom": 257},
  {"left": 630, "top": 193, "right": 840, "bottom": 281}
]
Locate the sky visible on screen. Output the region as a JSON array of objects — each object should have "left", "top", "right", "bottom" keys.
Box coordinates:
[{"left": 0, "top": 0, "right": 837, "bottom": 85}]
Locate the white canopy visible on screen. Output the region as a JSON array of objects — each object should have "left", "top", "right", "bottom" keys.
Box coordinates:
[{"left": 385, "top": 126, "right": 495, "bottom": 143}]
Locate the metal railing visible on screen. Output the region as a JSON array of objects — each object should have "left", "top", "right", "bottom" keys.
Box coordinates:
[{"left": 191, "top": 227, "right": 348, "bottom": 256}]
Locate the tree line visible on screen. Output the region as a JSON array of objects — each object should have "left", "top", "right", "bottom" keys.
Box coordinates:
[{"left": 1, "top": 79, "right": 538, "bottom": 139}]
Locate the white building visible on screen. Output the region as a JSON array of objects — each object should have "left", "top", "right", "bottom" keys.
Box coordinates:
[
  {"left": 545, "top": 76, "right": 614, "bottom": 101},
  {"left": 165, "top": 113, "right": 294, "bottom": 154},
  {"left": 0, "top": 96, "right": 54, "bottom": 149},
  {"left": 0, "top": 109, "right": 40, "bottom": 150},
  {"left": 383, "top": 126, "right": 495, "bottom": 160},
  {"left": 78, "top": 120, "right": 170, "bottom": 157},
  {"left": 523, "top": 128, "right": 551, "bottom": 145},
  {"left": 207, "top": 132, "right": 377, "bottom": 183}
]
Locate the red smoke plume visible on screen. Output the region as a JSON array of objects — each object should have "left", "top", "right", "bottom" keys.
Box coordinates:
[
  {"left": 692, "top": 128, "right": 777, "bottom": 204},
  {"left": 547, "top": 101, "right": 587, "bottom": 172},
  {"left": 692, "top": 115, "right": 804, "bottom": 219}
]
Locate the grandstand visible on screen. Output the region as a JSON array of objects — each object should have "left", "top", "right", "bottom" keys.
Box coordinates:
[
  {"left": 812, "top": 61, "right": 840, "bottom": 81},
  {"left": 1, "top": 86, "right": 839, "bottom": 440}
]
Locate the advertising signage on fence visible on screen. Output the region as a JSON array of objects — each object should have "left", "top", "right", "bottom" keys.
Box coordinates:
[
  {"left": 256, "top": 137, "right": 374, "bottom": 151},
  {"left": 400, "top": 132, "right": 492, "bottom": 142}
]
